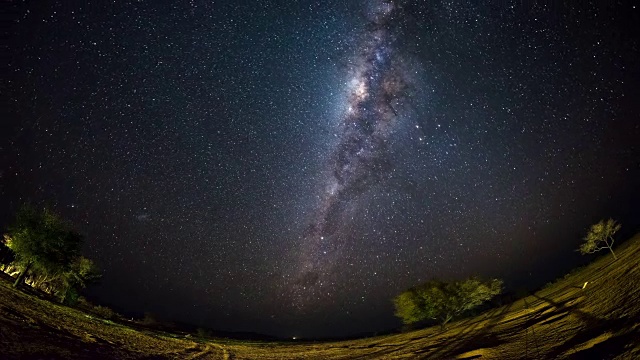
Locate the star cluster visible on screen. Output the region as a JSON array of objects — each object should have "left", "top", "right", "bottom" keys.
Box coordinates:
[{"left": 2, "top": 0, "right": 639, "bottom": 338}]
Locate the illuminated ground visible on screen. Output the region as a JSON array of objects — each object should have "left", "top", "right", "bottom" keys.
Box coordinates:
[{"left": 2, "top": 233, "right": 640, "bottom": 359}]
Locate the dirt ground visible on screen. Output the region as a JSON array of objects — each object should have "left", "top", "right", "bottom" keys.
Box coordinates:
[{"left": 2, "top": 233, "right": 639, "bottom": 359}]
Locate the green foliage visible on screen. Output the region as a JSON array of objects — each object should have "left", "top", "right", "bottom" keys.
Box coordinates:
[
  {"left": 0, "top": 235, "right": 16, "bottom": 266},
  {"left": 579, "top": 218, "right": 621, "bottom": 259},
  {"left": 92, "top": 305, "right": 117, "bottom": 320},
  {"left": 393, "top": 277, "right": 503, "bottom": 326},
  {"left": 393, "top": 288, "right": 428, "bottom": 324},
  {"left": 141, "top": 312, "right": 158, "bottom": 326},
  {"left": 196, "top": 327, "right": 212, "bottom": 338},
  {"left": 5, "top": 205, "right": 84, "bottom": 287},
  {"left": 62, "top": 256, "right": 101, "bottom": 290},
  {"left": 75, "top": 297, "right": 118, "bottom": 320},
  {"left": 3, "top": 205, "right": 101, "bottom": 298},
  {"left": 16, "top": 255, "right": 101, "bottom": 303},
  {"left": 61, "top": 287, "right": 80, "bottom": 305}
]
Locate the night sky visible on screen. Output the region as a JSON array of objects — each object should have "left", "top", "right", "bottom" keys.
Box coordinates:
[{"left": 2, "top": 0, "right": 639, "bottom": 338}]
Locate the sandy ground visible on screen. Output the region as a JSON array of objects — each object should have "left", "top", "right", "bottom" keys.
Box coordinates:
[{"left": 1, "top": 233, "right": 639, "bottom": 359}]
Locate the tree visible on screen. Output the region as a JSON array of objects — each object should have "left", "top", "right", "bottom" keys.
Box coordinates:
[
  {"left": 58, "top": 256, "right": 100, "bottom": 303},
  {"left": 393, "top": 277, "right": 503, "bottom": 327},
  {"left": 0, "top": 235, "right": 16, "bottom": 268},
  {"left": 579, "top": 218, "right": 621, "bottom": 260},
  {"left": 46, "top": 256, "right": 101, "bottom": 304},
  {"left": 4, "top": 205, "right": 83, "bottom": 288}
]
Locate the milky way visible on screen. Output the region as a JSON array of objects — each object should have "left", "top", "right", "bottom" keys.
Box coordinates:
[{"left": 289, "top": 0, "right": 414, "bottom": 308}]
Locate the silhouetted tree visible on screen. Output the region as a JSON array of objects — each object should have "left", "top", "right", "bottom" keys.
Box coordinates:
[
  {"left": 393, "top": 277, "right": 503, "bottom": 327},
  {"left": 4, "top": 205, "right": 83, "bottom": 288},
  {"left": 579, "top": 218, "right": 621, "bottom": 260},
  {"left": 0, "top": 235, "right": 16, "bottom": 268}
]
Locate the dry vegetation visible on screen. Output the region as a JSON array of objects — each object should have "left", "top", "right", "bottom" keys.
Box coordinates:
[{"left": 2, "top": 233, "right": 640, "bottom": 359}]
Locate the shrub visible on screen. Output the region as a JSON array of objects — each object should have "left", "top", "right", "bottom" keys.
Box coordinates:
[
  {"left": 92, "top": 305, "right": 116, "bottom": 320},
  {"left": 196, "top": 327, "right": 212, "bottom": 338}
]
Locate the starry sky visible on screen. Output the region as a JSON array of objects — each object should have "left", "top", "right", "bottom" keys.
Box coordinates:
[{"left": 2, "top": 0, "right": 639, "bottom": 338}]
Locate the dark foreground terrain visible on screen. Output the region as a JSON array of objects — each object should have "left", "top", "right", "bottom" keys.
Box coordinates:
[{"left": 2, "top": 233, "right": 640, "bottom": 359}]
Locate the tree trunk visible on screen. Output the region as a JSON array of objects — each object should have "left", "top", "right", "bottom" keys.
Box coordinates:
[
  {"left": 13, "top": 262, "right": 32, "bottom": 288},
  {"left": 608, "top": 246, "right": 617, "bottom": 260},
  {"left": 440, "top": 314, "right": 453, "bottom": 330}
]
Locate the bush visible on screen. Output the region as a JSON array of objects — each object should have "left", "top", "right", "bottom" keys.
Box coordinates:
[
  {"left": 92, "top": 305, "right": 116, "bottom": 320},
  {"left": 141, "top": 312, "right": 158, "bottom": 326},
  {"left": 196, "top": 327, "right": 212, "bottom": 338},
  {"left": 60, "top": 287, "right": 80, "bottom": 305},
  {"left": 74, "top": 297, "right": 118, "bottom": 320}
]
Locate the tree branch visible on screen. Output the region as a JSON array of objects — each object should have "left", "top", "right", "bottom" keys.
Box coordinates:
[{"left": 586, "top": 245, "right": 608, "bottom": 253}]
